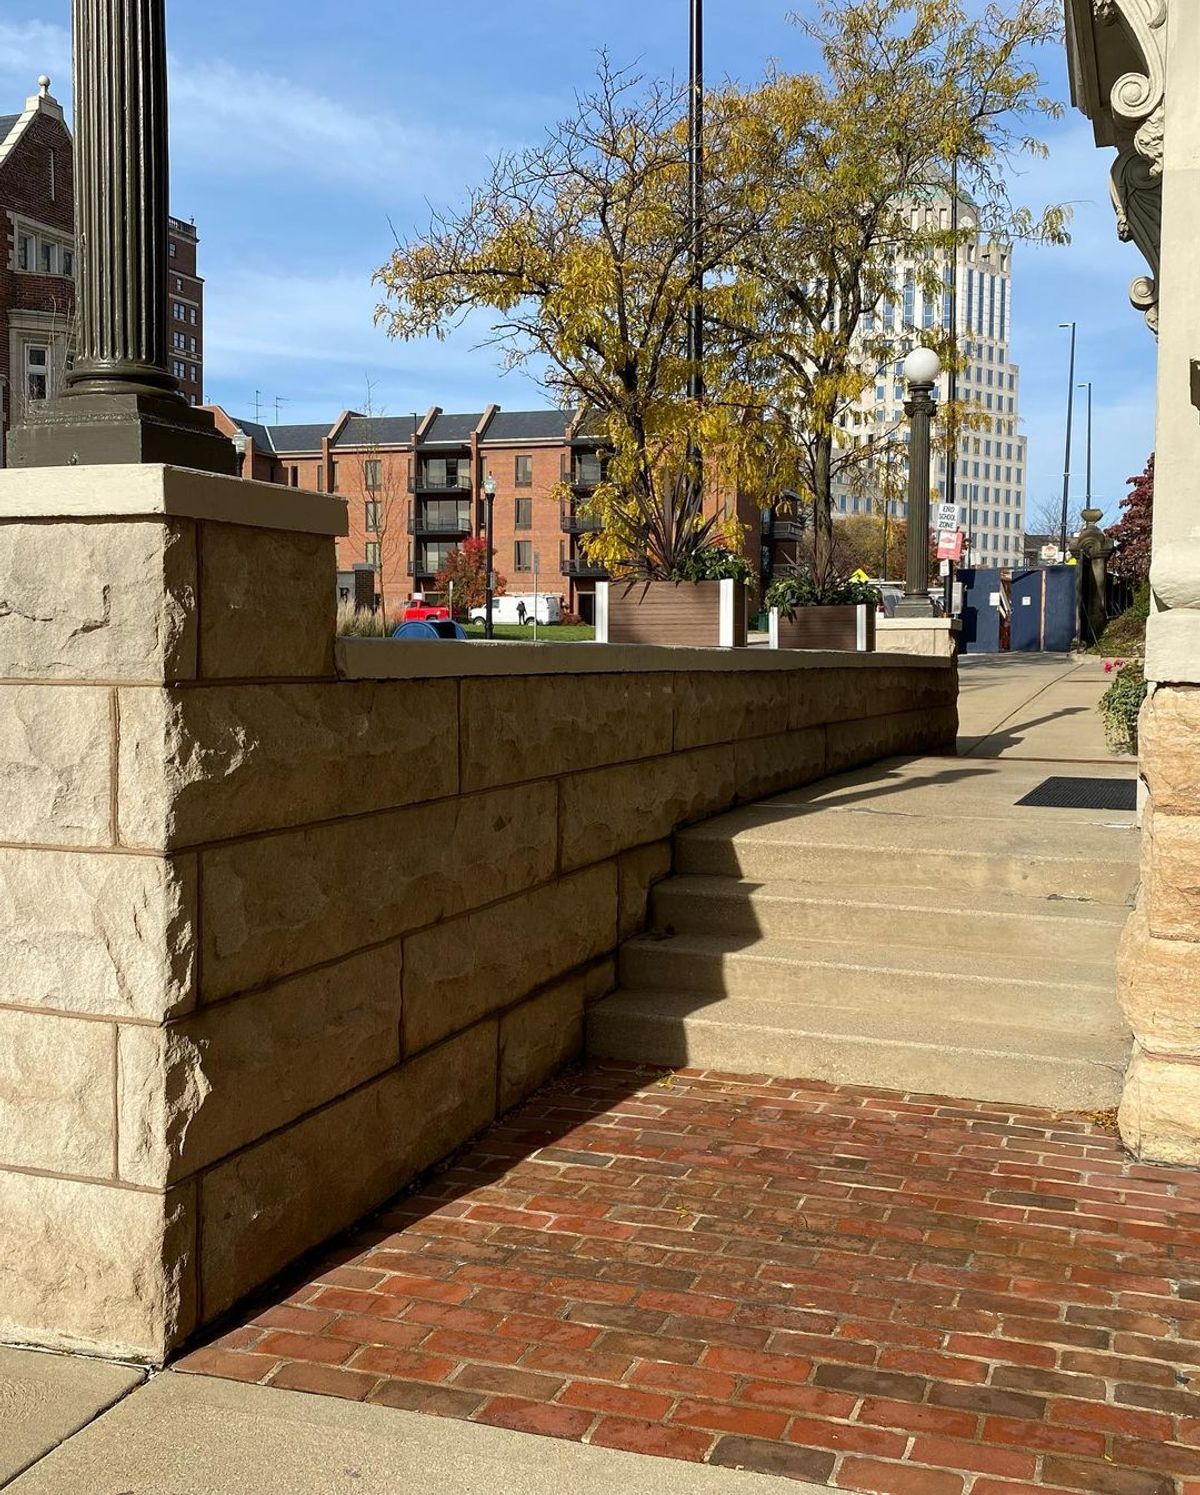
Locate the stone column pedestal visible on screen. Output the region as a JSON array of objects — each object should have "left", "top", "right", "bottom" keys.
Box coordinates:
[
  {"left": 1117, "top": 687, "right": 1200, "bottom": 1163},
  {"left": 0, "top": 464, "right": 344, "bottom": 1361}
]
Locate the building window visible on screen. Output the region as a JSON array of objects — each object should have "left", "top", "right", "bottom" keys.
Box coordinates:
[
  {"left": 173, "top": 331, "right": 187, "bottom": 350},
  {"left": 62, "top": 247, "right": 74, "bottom": 277},
  {"left": 172, "top": 359, "right": 187, "bottom": 380},
  {"left": 17, "top": 234, "right": 33, "bottom": 270},
  {"left": 365, "top": 542, "right": 380, "bottom": 567},
  {"left": 364, "top": 459, "right": 381, "bottom": 491},
  {"left": 40, "top": 241, "right": 56, "bottom": 273},
  {"left": 515, "top": 497, "right": 532, "bottom": 529},
  {"left": 24, "top": 345, "right": 49, "bottom": 403},
  {"left": 190, "top": 307, "right": 197, "bottom": 325},
  {"left": 173, "top": 302, "right": 187, "bottom": 320},
  {"left": 514, "top": 541, "right": 532, "bottom": 571},
  {"left": 365, "top": 500, "right": 380, "bottom": 531},
  {"left": 515, "top": 455, "right": 533, "bottom": 486},
  {"left": 169, "top": 240, "right": 177, "bottom": 258},
  {"left": 330, "top": 462, "right": 340, "bottom": 493}
]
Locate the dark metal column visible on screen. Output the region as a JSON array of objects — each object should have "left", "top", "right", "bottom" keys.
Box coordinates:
[
  {"left": 687, "top": 0, "right": 704, "bottom": 407},
  {"left": 897, "top": 376, "right": 938, "bottom": 616},
  {"left": 9, "top": 0, "right": 235, "bottom": 472}
]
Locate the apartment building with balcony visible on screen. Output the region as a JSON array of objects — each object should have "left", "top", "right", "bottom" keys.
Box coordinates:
[
  {"left": 211, "top": 403, "right": 754, "bottom": 624},
  {"left": 1, "top": 75, "right": 206, "bottom": 462}
]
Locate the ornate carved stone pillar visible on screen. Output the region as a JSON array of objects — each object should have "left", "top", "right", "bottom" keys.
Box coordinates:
[
  {"left": 1066, "top": 0, "right": 1200, "bottom": 1163},
  {"left": 8, "top": 0, "right": 236, "bottom": 473}
]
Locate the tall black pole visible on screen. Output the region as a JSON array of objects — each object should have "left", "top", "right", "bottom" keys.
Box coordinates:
[
  {"left": 686, "top": 0, "right": 704, "bottom": 498},
  {"left": 484, "top": 479, "right": 496, "bottom": 641},
  {"left": 945, "top": 159, "right": 959, "bottom": 612},
  {"left": 10, "top": 0, "right": 234, "bottom": 472},
  {"left": 1079, "top": 380, "right": 1093, "bottom": 507},
  {"left": 1059, "top": 321, "right": 1077, "bottom": 557}
]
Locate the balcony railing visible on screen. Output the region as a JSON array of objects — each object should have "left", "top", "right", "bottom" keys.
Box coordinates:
[
  {"left": 560, "top": 458, "right": 606, "bottom": 491},
  {"left": 408, "top": 509, "right": 473, "bottom": 537},
  {"left": 771, "top": 519, "right": 807, "bottom": 542},
  {"left": 562, "top": 557, "right": 609, "bottom": 579},
  {"left": 408, "top": 473, "right": 473, "bottom": 494},
  {"left": 559, "top": 499, "right": 603, "bottom": 535}
]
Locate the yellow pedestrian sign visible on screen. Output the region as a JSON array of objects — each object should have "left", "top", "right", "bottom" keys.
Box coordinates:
[{"left": 850, "top": 568, "right": 870, "bottom": 583}]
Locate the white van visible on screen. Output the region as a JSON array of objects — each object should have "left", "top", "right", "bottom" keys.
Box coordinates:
[{"left": 469, "top": 594, "right": 563, "bottom": 625}]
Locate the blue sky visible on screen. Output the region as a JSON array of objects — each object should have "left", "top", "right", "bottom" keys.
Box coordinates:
[{"left": 1, "top": 2, "right": 1156, "bottom": 524}]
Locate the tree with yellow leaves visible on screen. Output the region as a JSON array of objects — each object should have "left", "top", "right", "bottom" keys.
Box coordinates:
[
  {"left": 721, "top": 0, "right": 1068, "bottom": 587},
  {"left": 374, "top": 60, "right": 792, "bottom": 578}
]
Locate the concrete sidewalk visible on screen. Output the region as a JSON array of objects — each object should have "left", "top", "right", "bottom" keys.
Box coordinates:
[
  {"left": 957, "top": 653, "right": 1133, "bottom": 762},
  {"left": 2, "top": 1366, "right": 816, "bottom": 1495}
]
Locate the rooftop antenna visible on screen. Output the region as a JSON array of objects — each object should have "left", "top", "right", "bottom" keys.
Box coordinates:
[
  {"left": 254, "top": 389, "right": 263, "bottom": 422},
  {"left": 274, "top": 396, "right": 289, "bottom": 423}
]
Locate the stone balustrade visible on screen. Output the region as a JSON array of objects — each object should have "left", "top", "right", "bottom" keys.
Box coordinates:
[{"left": 0, "top": 465, "right": 957, "bottom": 1362}]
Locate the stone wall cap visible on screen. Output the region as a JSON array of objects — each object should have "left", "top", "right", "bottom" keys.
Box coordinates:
[
  {"left": 337, "top": 637, "right": 954, "bottom": 680},
  {"left": 0, "top": 465, "right": 349, "bottom": 538},
  {"left": 877, "top": 618, "right": 962, "bottom": 632}
]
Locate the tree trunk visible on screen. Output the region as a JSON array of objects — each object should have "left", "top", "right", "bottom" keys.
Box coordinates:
[{"left": 812, "top": 434, "right": 835, "bottom": 589}]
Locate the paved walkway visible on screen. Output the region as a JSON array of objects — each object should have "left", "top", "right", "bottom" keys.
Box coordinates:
[
  {"left": 165, "top": 1065, "right": 1199, "bottom": 1495},
  {"left": 0, "top": 654, "right": 1162, "bottom": 1495},
  {"left": 956, "top": 655, "right": 1133, "bottom": 763}
]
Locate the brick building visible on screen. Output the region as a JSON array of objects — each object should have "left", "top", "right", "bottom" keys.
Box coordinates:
[
  {"left": 209, "top": 404, "right": 757, "bottom": 623},
  {"left": 0, "top": 75, "right": 205, "bottom": 462}
]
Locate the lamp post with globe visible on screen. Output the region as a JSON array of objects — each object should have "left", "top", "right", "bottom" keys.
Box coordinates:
[
  {"left": 483, "top": 473, "right": 497, "bottom": 640},
  {"left": 897, "top": 346, "right": 942, "bottom": 616}
]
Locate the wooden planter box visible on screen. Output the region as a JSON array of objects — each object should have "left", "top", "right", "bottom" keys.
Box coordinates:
[
  {"left": 597, "top": 579, "right": 747, "bottom": 647},
  {"left": 769, "top": 603, "right": 876, "bottom": 652}
]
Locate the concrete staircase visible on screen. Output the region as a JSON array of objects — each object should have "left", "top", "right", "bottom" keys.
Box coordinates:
[{"left": 587, "top": 758, "right": 1139, "bottom": 1109}]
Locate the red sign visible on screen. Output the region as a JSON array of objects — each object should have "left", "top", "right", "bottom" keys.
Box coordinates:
[{"left": 937, "top": 529, "right": 964, "bottom": 562}]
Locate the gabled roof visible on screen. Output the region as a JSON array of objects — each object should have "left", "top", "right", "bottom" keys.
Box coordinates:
[
  {"left": 0, "top": 115, "right": 19, "bottom": 146},
  {"left": 423, "top": 412, "right": 481, "bottom": 446},
  {"left": 335, "top": 415, "right": 419, "bottom": 448},
  {"left": 231, "top": 419, "right": 332, "bottom": 454},
  {"left": 485, "top": 410, "right": 571, "bottom": 442}
]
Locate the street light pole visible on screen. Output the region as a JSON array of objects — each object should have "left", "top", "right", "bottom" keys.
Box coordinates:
[
  {"left": 897, "top": 347, "right": 942, "bottom": 617},
  {"left": 9, "top": 0, "right": 234, "bottom": 473},
  {"left": 1078, "top": 380, "right": 1093, "bottom": 508},
  {"left": 1058, "top": 321, "right": 1077, "bottom": 558},
  {"left": 945, "top": 157, "right": 959, "bottom": 615},
  {"left": 686, "top": 0, "right": 704, "bottom": 495},
  {"left": 483, "top": 473, "right": 497, "bottom": 640}
]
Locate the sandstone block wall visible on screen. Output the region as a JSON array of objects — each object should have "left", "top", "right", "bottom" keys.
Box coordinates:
[
  {"left": 1118, "top": 686, "right": 1200, "bottom": 1163},
  {"left": 0, "top": 469, "right": 957, "bottom": 1363}
]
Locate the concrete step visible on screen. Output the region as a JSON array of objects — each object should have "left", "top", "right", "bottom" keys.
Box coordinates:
[
  {"left": 650, "top": 877, "right": 1129, "bottom": 961},
  {"left": 619, "top": 932, "right": 1116, "bottom": 1026},
  {"left": 586, "top": 988, "right": 1129, "bottom": 1111},
  {"left": 676, "top": 812, "right": 1140, "bottom": 905}
]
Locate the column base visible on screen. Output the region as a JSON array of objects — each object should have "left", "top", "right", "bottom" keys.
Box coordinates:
[
  {"left": 8, "top": 392, "right": 238, "bottom": 476},
  {"left": 1119, "top": 1045, "right": 1200, "bottom": 1167},
  {"left": 894, "top": 593, "right": 939, "bottom": 618}
]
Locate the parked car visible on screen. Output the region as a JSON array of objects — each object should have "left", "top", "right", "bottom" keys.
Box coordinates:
[
  {"left": 469, "top": 594, "right": 563, "bottom": 625},
  {"left": 402, "top": 601, "right": 450, "bottom": 623}
]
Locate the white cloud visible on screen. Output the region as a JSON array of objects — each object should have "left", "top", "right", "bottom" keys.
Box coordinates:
[
  {"left": 0, "top": 20, "right": 504, "bottom": 206},
  {"left": 0, "top": 20, "right": 70, "bottom": 92},
  {"left": 169, "top": 59, "right": 504, "bottom": 203},
  {"left": 202, "top": 266, "right": 548, "bottom": 421}
]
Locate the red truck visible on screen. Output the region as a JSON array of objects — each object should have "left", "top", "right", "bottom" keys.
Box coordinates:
[{"left": 401, "top": 598, "right": 450, "bottom": 623}]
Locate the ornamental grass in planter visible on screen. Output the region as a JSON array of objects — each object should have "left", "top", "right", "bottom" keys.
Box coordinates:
[
  {"left": 766, "top": 573, "right": 881, "bottom": 652},
  {"left": 598, "top": 548, "right": 754, "bottom": 647}
]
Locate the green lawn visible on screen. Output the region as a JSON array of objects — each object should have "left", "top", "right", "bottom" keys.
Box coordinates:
[{"left": 460, "top": 623, "right": 596, "bottom": 642}]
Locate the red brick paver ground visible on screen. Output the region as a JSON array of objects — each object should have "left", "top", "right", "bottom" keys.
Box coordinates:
[{"left": 177, "top": 1064, "right": 1200, "bottom": 1494}]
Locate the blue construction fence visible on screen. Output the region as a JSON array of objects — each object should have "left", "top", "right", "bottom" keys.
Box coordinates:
[{"left": 957, "top": 566, "right": 1079, "bottom": 654}]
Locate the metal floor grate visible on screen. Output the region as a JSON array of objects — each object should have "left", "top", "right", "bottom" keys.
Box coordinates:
[{"left": 1017, "top": 776, "right": 1137, "bottom": 812}]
